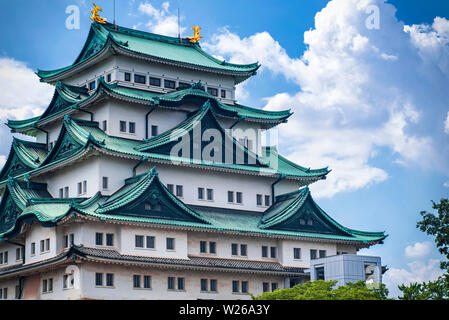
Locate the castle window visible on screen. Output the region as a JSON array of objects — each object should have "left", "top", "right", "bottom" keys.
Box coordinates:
[
  {"left": 31, "top": 242, "right": 35, "bottom": 255},
  {"left": 135, "top": 235, "right": 144, "bottom": 248},
  {"left": 176, "top": 185, "right": 183, "bottom": 197},
  {"left": 265, "top": 195, "right": 270, "bottom": 206},
  {"left": 134, "top": 74, "right": 146, "bottom": 84},
  {"left": 294, "top": 248, "right": 301, "bottom": 260},
  {"left": 231, "top": 243, "right": 238, "bottom": 256},
  {"left": 95, "top": 233, "right": 103, "bottom": 246},
  {"left": 89, "top": 80, "right": 96, "bottom": 90},
  {"left": 299, "top": 219, "right": 306, "bottom": 225},
  {"left": 102, "top": 120, "right": 107, "bottom": 131},
  {"left": 129, "top": 122, "right": 136, "bottom": 134},
  {"left": 40, "top": 240, "right": 44, "bottom": 253},
  {"left": 319, "top": 250, "right": 326, "bottom": 258},
  {"left": 133, "top": 275, "right": 141, "bottom": 288},
  {"left": 151, "top": 125, "right": 158, "bottom": 137},
  {"left": 271, "top": 283, "right": 278, "bottom": 291},
  {"left": 198, "top": 187, "right": 204, "bottom": 200},
  {"left": 270, "top": 246, "right": 277, "bottom": 258},
  {"left": 207, "top": 87, "right": 218, "bottom": 97},
  {"left": 256, "top": 194, "right": 262, "bottom": 206},
  {"left": 167, "top": 277, "right": 185, "bottom": 291},
  {"left": 166, "top": 238, "right": 175, "bottom": 250},
  {"left": 207, "top": 188, "right": 213, "bottom": 201},
  {"left": 102, "top": 177, "right": 109, "bottom": 190},
  {"left": 120, "top": 121, "right": 126, "bottom": 132},
  {"left": 178, "top": 82, "right": 189, "bottom": 89},
  {"left": 200, "top": 278, "right": 218, "bottom": 292},
  {"left": 59, "top": 188, "right": 63, "bottom": 198},
  {"left": 310, "top": 249, "right": 317, "bottom": 260},
  {"left": 146, "top": 236, "right": 155, "bottom": 249},
  {"left": 307, "top": 219, "right": 313, "bottom": 226},
  {"left": 209, "top": 242, "right": 216, "bottom": 254},
  {"left": 236, "top": 192, "right": 243, "bottom": 204},
  {"left": 262, "top": 246, "right": 268, "bottom": 258},
  {"left": 149, "top": 77, "right": 161, "bottom": 87},
  {"left": 16, "top": 248, "right": 22, "bottom": 261},
  {"left": 228, "top": 191, "right": 234, "bottom": 203},
  {"left": 64, "top": 235, "right": 69, "bottom": 248},
  {"left": 124, "top": 72, "right": 131, "bottom": 82},
  {"left": 221, "top": 90, "right": 226, "bottom": 99},
  {"left": 64, "top": 187, "right": 69, "bottom": 198},
  {"left": 106, "top": 273, "right": 114, "bottom": 287},
  {"left": 77, "top": 182, "right": 82, "bottom": 195},
  {"left": 106, "top": 73, "right": 111, "bottom": 82},
  {"left": 164, "top": 79, "right": 176, "bottom": 89},
  {"left": 232, "top": 280, "right": 248, "bottom": 294},
  {"left": 95, "top": 273, "right": 103, "bottom": 286},
  {"left": 263, "top": 282, "right": 269, "bottom": 292},
  {"left": 42, "top": 278, "right": 53, "bottom": 293},
  {"left": 240, "top": 244, "right": 247, "bottom": 256},
  {"left": 200, "top": 241, "right": 207, "bottom": 253},
  {"left": 167, "top": 184, "right": 174, "bottom": 194},
  {"left": 106, "top": 233, "right": 114, "bottom": 246}
]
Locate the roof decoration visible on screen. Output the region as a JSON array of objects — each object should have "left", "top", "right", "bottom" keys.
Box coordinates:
[
  {"left": 36, "top": 22, "right": 259, "bottom": 84},
  {"left": 186, "top": 26, "right": 203, "bottom": 43},
  {"left": 90, "top": 3, "right": 107, "bottom": 24}
]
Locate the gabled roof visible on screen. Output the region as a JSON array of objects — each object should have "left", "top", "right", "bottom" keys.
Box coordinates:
[
  {"left": 37, "top": 22, "right": 259, "bottom": 84},
  {"left": 259, "top": 187, "right": 386, "bottom": 241},
  {"left": 7, "top": 79, "right": 291, "bottom": 136},
  {"left": 0, "top": 138, "right": 48, "bottom": 181},
  {"left": 89, "top": 167, "right": 210, "bottom": 224}
]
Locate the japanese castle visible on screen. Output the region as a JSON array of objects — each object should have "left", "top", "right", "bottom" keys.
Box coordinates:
[{"left": 0, "top": 20, "right": 386, "bottom": 300}]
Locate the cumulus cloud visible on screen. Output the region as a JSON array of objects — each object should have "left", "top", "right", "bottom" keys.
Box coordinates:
[
  {"left": 138, "top": 1, "right": 185, "bottom": 37},
  {"left": 383, "top": 259, "right": 443, "bottom": 298},
  {"left": 204, "top": 0, "right": 448, "bottom": 197},
  {"left": 0, "top": 57, "right": 53, "bottom": 121},
  {"left": 405, "top": 241, "right": 432, "bottom": 258}
]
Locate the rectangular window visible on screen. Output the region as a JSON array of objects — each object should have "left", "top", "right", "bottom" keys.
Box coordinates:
[
  {"left": 64, "top": 235, "right": 69, "bottom": 248},
  {"left": 59, "top": 188, "right": 64, "bottom": 198},
  {"left": 40, "top": 240, "right": 45, "bottom": 253},
  {"left": 3, "top": 288, "right": 7, "bottom": 299},
  {"left": 146, "top": 236, "right": 155, "bottom": 249},
  {"left": 42, "top": 279, "right": 47, "bottom": 293},
  {"left": 134, "top": 74, "right": 146, "bottom": 84},
  {"left": 167, "top": 184, "right": 174, "bottom": 194},
  {"left": 270, "top": 247, "right": 277, "bottom": 258},
  {"left": 200, "top": 241, "right": 207, "bottom": 253},
  {"left": 228, "top": 191, "right": 234, "bottom": 203},
  {"left": 102, "top": 177, "right": 109, "bottom": 190},
  {"left": 257, "top": 194, "right": 263, "bottom": 206},
  {"left": 319, "top": 250, "right": 326, "bottom": 258},
  {"left": 209, "top": 242, "right": 216, "bottom": 254},
  {"left": 164, "top": 79, "right": 176, "bottom": 89},
  {"left": 241, "top": 281, "right": 248, "bottom": 293},
  {"left": 120, "top": 121, "right": 127, "bottom": 132},
  {"left": 178, "top": 82, "right": 190, "bottom": 90},
  {"left": 207, "top": 188, "right": 213, "bottom": 201},
  {"left": 135, "top": 235, "right": 144, "bottom": 248},
  {"left": 168, "top": 277, "right": 175, "bottom": 290},
  {"left": 310, "top": 249, "right": 317, "bottom": 260},
  {"left": 129, "top": 122, "right": 136, "bottom": 134},
  {"left": 63, "top": 275, "right": 68, "bottom": 289},
  {"left": 149, "top": 77, "right": 161, "bottom": 87},
  {"left": 48, "top": 278, "right": 53, "bottom": 292},
  {"left": 236, "top": 192, "right": 243, "bottom": 204},
  {"left": 231, "top": 243, "right": 238, "bottom": 256},
  {"left": 262, "top": 246, "right": 268, "bottom": 258},
  {"left": 151, "top": 125, "right": 158, "bottom": 137},
  {"left": 240, "top": 244, "right": 247, "bottom": 256},
  {"left": 198, "top": 187, "right": 204, "bottom": 200},
  {"left": 83, "top": 180, "right": 87, "bottom": 194},
  {"left": 143, "top": 275, "right": 151, "bottom": 289},
  {"left": 176, "top": 185, "right": 183, "bottom": 197},
  {"left": 95, "top": 233, "right": 103, "bottom": 246},
  {"left": 106, "top": 273, "right": 114, "bottom": 287},
  {"left": 232, "top": 280, "right": 239, "bottom": 293},
  {"left": 263, "top": 282, "right": 269, "bottom": 292},
  {"left": 133, "top": 275, "right": 141, "bottom": 288},
  {"left": 294, "top": 248, "right": 301, "bottom": 260},
  {"left": 207, "top": 87, "right": 218, "bottom": 97},
  {"left": 31, "top": 242, "right": 35, "bottom": 255},
  {"left": 107, "top": 73, "right": 112, "bottom": 82},
  {"left": 102, "top": 120, "right": 107, "bottom": 131},
  {"left": 124, "top": 72, "right": 131, "bottom": 82},
  {"left": 16, "top": 248, "right": 21, "bottom": 261},
  {"left": 265, "top": 195, "right": 270, "bottom": 207},
  {"left": 95, "top": 273, "right": 103, "bottom": 286},
  {"left": 77, "top": 182, "right": 82, "bottom": 195},
  {"left": 89, "top": 80, "right": 96, "bottom": 90},
  {"left": 271, "top": 283, "right": 278, "bottom": 291},
  {"left": 0, "top": 253, "right": 3, "bottom": 264},
  {"left": 106, "top": 233, "right": 114, "bottom": 246},
  {"left": 210, "top": 279, "right": 217, "bottom": 292},
  {"left": 221, "top": 90, "right": 226, "bottom": 99},
  {"left": 201, "top": 279, "right": 208, "bottom": 291},
  {"left": 166, "top": 238, "right": 175, "bottom": 250},
  {"left": 64, "top": 187, "right": 69, "bottom": 198}
]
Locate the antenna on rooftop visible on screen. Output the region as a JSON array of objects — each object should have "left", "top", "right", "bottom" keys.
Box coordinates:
[
  {"left": 178, "top": 8, "right": 182, "bottom": 44},
  {"left": 113, "top": 0, "right": 117, "bottom": 30}
]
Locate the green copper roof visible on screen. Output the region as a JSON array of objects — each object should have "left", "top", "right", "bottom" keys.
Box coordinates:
[
  {"left": 37, "top": 22, "right": 259, "bottom": 83},
  {"left": 7, "top": 80, "right": 291, "bottom": 135},
  {"left": 0, "top": 169, "right": 385, "bottom": 245},
  {"left": 0, "top": 138, "right": 48, "bottom": 181}
]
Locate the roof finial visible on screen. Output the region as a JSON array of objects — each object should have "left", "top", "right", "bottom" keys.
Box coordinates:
[
  {"left": 90, "top": 3, "right": 107, "bottom": 24},
  {"left": 186, "top": 26, "right": 203, "bottom": 43}
]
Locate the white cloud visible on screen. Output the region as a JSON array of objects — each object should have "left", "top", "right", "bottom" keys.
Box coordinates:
[
  {"left": 204, "top": 0, "right": 448, "bottom": 197},
  {"left": 383, "top": 259, "right": 443, "bottom": 298},
  {"left": 405, "top": 241, "right": 432, "bottom": 258},
  {"left": 0, "top": 57, "right": 53, "bottom": 121},
  {"left": 138, "top": 2, "right": 185, "bottom": 37},
  {"left": 0, "top": 155, "right": 6, "bottom": 169},
  {"left": 444, "top": 181, "right": 449, "bottom": 188}
]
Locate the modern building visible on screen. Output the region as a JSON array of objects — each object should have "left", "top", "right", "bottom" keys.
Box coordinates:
[{"left": 0, "top": 20, "right": 386, "bottom": 300}]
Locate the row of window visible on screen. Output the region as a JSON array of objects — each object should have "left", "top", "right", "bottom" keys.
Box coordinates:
[
  {"left": 119, "top": 120, "right": 136, "bottom": 134},
  {"left": 58, "top": 177, "right": 110, "bottom": 198},
  {"left": 0, "top": 248, "right": 24, "bottom": 266},
  {"left": 41, "top": 275, "right": 74, "bottom": 294},
  {"left": 30, "top": 238, "right": 51, "bottom": 255}
]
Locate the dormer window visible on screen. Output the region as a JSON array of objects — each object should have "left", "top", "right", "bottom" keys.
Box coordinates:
[
  {"left": 129, "top": 122, "right": 136, "bottom": 134},
  {"left": 207, "top": 87, "right": 218, "bottom": 97},
  {"left": 120, "top": 121, "right": 127, "bottom": 132},
  {"left": 89, "top": 81, "right": 96, "bottom": 90},
  {"left": 178, "top": 82, "right": 190, "bottom": 90},
  {"left": 149, "top": 77, "right": 161, "bottom": 87},
  {"left": 221, "top": 90, "right": 226, "bottom": 99},
  {"left": 134, "top": 74, "right": 146, "bottom": 84},
  {"left": 124, "top": 72, "right": 131, "bottom": 82},
  {"left": 164, "top": 79, "right": 176, "bottom": 89}
]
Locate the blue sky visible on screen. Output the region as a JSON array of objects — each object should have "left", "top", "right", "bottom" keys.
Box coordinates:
[{"left": 0, "top": 0, "right": 448, "bottom": 297}]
